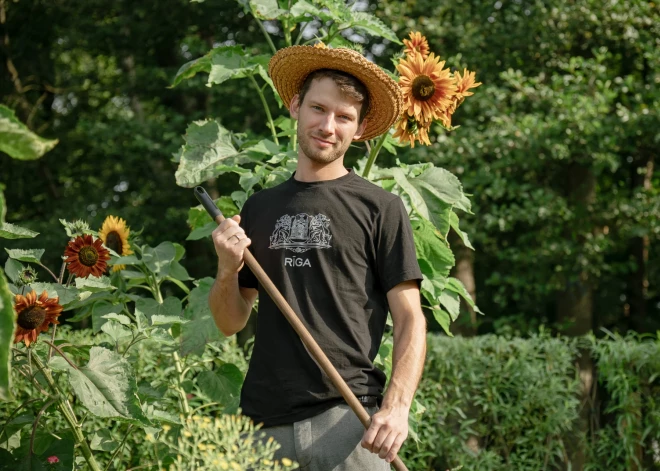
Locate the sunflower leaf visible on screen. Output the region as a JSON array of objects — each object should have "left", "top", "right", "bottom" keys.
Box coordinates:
[
  {"left": 0, "top": 268, "right": 15, "bottom": 400},
  {"left": 28, "top": 283, "right": 80, "bottom": 310},
  {"left": 4, "top": 248, "right": 45, "bottom": 264},
  {"left": 0, "top": 105, "right": 58, "bottom": 160},
  {"left": 412, "top": 218, "right": 454, "bottom": 283},
  {"left": 431, "top": 307, "right": 453, "bottom": 336},
  {"left": 142, "top": 242, "right": 177, "bottom": 277},
  {"left": 174, "top": 120, "right": 251, "bottom": 188},
  {"left": 348, "top": 12, "right": 401, "bottom": 44},
  {"left": 449, "top": 210, "right": 474, "bottom": 250},
  {"left": 75, "top": 276, "right": 115, "bottom": 293},
  {"left": 179, "top": 277, "right": 222, "bottom": 357},
  {"left": 196, "top": 364, "right": 243, "bottom": 414},
  {"left": 0, "top": 222, "right": 39, "bottom": 239},
  {"left": 186, "top": 221, "right": 216, "bottom": 241},
  {"left": 58, "top": 346, "right": 152, "bottom": 426},
  {"left": 3, "top": 259, "right": 23, "bottom": 284},
  {"left": 249, "top": 0, "right": 287, "bottom": 20}
]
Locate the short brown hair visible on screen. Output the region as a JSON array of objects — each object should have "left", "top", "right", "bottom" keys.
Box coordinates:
[{"left": 297, "top": 69, "right": 370, "bottom": 123}]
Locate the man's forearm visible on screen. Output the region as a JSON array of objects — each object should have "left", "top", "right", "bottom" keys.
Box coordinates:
[
  {"left": 382, "top": 315, "right": 426, "bottom": 410},
  {"left": 208, "top": 270, "right": 251, "bottom": 336}
]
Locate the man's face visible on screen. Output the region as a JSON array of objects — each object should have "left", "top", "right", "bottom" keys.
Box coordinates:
[{"left": 290, "top": 77, "right": 367, "bottom": 165}]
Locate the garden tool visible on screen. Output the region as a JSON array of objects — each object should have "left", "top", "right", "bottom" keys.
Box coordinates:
[{"left": 194, "top": 186, "right": 409, "bottom": 471}]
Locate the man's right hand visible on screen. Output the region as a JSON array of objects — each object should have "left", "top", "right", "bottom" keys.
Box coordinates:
[{"left": 211, "top": 215, "right": 252, "bottom": 280}]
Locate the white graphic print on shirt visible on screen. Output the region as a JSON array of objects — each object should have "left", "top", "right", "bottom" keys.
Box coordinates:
[{"left": 269, "top": 213, "right": 331, "bottom": 266}]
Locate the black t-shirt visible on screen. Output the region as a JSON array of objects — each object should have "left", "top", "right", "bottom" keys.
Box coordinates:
[{"left": 237, "top": 168, "right": 423, "bottom": 427}]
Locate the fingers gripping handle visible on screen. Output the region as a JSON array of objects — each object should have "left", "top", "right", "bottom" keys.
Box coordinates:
[{"left": 194, "top": 186, "right": 225, "bottom": 223}]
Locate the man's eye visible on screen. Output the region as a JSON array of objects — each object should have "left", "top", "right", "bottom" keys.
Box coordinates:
[{"left": 312, "top": 105, "right": 323, "bottom": 111}]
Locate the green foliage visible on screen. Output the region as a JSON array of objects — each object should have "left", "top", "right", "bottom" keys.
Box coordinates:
[
  {"left": 0, "top": 269, "right": 14, "bottom": 400},
  {"left": 400, "top": 333, "right": 660, "bottom": 470},
  {"left": 0, "top": 105, "right": 58, "bottom": 161},
  {"left": 587, "top": 333, "right": 660, "bottom": 470}
]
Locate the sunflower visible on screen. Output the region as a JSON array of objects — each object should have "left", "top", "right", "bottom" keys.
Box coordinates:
[
  {"left": 14, "top": 290, "right": 63, "bottom": 347},
  {"left": 64, "top": 234, "right": 111, "bottom": 278},
  {"left": 393, "top": 116, "right": 432, "bottom": 148},
  {"left": 448, "top": 68, "right": 482, "bottom": 114},
  {"left": 98, "top": 215, "right": 133, "bottom": 272},
  {"left": 403, "top": 31, "right": 430, "bottom": 59},
  {"left": 397, "top": 52, "right": 457, "bottom": 124}
]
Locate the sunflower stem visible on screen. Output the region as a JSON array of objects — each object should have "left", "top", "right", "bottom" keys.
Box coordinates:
[
  {"left": 30, "top": 397, "right": 57, "bottom": 456},
  {"left": 249, "top": 75, "right": 279, "bottom": 146},
  {"left": 57, "top": 260, "right": 66, "bottom": 285},
  {"left": 104, "top": 424, "right": 133, "bottom": 471},
  {"left": 38, "top": 262, "right": 59, "bottom": 283},
  {"left": 362, "top": 132, "right": 388, "bottom": 179},
  {"left": 252, "top": 14, "right": 278, "bottom": 56},
  {"left": 172, "top": 351, "right": 191, "bottom": 416},
  {"left": 43, "top": 340, "right": 79, "bottom": 370},
  {"left": 30, "top": 353, "right": 102, "bottom": 471},
  {"left": 47, "top": 324, "right": 58, "bottom": 362}
]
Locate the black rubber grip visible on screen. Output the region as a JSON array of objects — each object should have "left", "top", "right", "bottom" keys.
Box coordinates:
[{"left": 194, "top": 186, "right": 223, "bottom": 220}]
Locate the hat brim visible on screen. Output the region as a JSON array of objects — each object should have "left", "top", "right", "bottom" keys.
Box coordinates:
[{"left": 268, "top": 46, "right": 403, "bottom": 141}]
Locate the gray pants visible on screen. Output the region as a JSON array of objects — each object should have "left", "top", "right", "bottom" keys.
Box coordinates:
[{"left": 259, "top": 404, "right": 392, "bottom": 471}]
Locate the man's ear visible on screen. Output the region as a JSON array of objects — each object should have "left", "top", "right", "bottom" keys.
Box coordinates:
[
  {"left": 290, "top": 94, "right": 301, "bottom": 120},
  {"left": 352, "top": 118, "right": 368, "bottom": 141}
]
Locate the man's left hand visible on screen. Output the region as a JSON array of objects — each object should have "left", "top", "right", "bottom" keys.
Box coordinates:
[{"left": 360, "top": 404, "right": 409, "bottom": 463}]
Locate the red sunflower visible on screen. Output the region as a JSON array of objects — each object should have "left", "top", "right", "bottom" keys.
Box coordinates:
[
  {"left": 14, "top": 290, "right": 63, "bottom": 347},
  {"left": 64, "top": 234, "right": 111, "bottom": 278}
]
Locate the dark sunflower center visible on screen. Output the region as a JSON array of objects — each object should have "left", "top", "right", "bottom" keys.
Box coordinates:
[
  {"left": 78, "top": 246, "right": 99, "bottom": 267},
  {"left": 106, "top": 231, "right": 122, "bottom": 254},
  {"left": 412, "top": 75, "right": 435, "bottom": 101},
  {"left": 17, "top": 306, "right": 47, "bottom": 330}
]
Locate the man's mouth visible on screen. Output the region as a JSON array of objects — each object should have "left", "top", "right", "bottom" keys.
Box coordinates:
[{"left": 312, "top": 136, "right": 334, "bottom": 147}]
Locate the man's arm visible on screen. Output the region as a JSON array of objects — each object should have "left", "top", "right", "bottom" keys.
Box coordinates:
[
  {"left": 208, "top": 214, "right": 258, "bottom": 336},
  {"left": 361, "top": 280, "right": 427, "bottom": 464}
]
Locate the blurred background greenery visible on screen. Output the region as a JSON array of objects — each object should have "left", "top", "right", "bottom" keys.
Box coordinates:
[{"left": 1, "top": 0, "right": 657, "bottom": 338}]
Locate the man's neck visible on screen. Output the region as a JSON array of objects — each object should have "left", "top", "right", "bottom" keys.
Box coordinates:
[{"left": 294, "top": 154, "right": 348, "bottom": 182}]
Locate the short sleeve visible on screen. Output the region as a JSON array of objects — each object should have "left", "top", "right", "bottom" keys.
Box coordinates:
[
  {"left": 375, "top": 196, "right": 423, "bottom": 293},
  {"left": 237, "top": 198, "right": 258, "bottom": 290}
]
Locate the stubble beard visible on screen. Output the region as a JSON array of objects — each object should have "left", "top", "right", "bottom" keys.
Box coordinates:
[{"left": 297, "top": 128, "right": 350, "bottom": 165}]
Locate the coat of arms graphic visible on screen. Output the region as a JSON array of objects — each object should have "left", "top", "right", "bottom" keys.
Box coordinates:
[{"left": 269, "top": 213, "right": 332, "bottom": 253}]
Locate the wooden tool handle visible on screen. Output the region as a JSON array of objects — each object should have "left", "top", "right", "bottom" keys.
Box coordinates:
[{"left": 195, "top": 186, "right": 408, "bottom": 471}]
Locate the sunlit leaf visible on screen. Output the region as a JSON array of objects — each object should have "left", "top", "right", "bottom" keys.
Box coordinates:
[
  {"left": 4, "top": 249, "right": 44, "bottom": 264},
  {"left": 0, "top": 268, "right": 15, "bottom": 400},
  {"left": 174, "top": 120, "right": 251, "bottom": 188},
  {"left": 0, "top": 105, "right": 58, "bottom": 160},
  {"left": 58, "top": 346, "right": 152, "bottom": 426}
]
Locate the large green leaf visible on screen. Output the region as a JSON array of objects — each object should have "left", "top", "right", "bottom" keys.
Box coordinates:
[
  {"left": 142, "top": 242, "right": 177, "bottom": 276},
  {"left": 74, "top": 275, "right": 115, "bottom": 293},
  {"left": 180, "top": 277, "right": 222, "bottom": 357},
  {"left": 0, "top": 268, "right": 15, "bottom": 400},
  {"left": 134, "top": 297, "right": 183, "bottom": 330},
  {"left": 0, "top": 105, "right": 58, "bottom": 160},
  {"left": 445, "top": 277, "right": 483, "bottom": 314},
  {"left": 249, "top": 0, "right": 287, "bottom": 19},
  {"left": 27, "top": 283, "right": 79, "bottom": 310},
  {"left": 4, "top": 249, "right": 44, "bottom": 264},
  {"left": 174, "top": 120, "right": 250, "bottom": 188},
  {"left": 412, "top": 218, "right": 454, "bottom": 282},
  {"left": 449, "top": 211, "right": 474, "bottom": 250},
  {"left": 349, "top": 12, "right": 401, "bottom": 44},
  {"left": 196, "top": 364, "right": 244, "bottom": 413},
  {"left": 187, "top": 196, "right": 238, "bottom": 235},
  {"left": 59, "top": 346, "right": 152, "bottom": 426},
  {"left": 0, "top": 222, "right": 39, "bottom": 240}
]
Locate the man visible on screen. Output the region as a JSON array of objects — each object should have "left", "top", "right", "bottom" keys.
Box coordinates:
[{"left": 209, "top": 44, "right": 426, "bottom": 470}]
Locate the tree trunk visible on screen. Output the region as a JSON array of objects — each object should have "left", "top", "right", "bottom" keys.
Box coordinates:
[
  {"left": 449, "top": 230, "right": 477, "bottom": 336},
  {"left": 628, "top": 151, "right": 654, "bottom": 333},
  {"left": 556, "top": 163, "right": 596, "bottom": 471}
]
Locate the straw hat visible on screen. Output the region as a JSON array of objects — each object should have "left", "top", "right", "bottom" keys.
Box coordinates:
[{"left": 268, "top": 44, "right": 403, "bottom": 141}]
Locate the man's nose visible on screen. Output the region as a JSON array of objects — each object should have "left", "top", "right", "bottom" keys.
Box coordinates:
[{"left": 318, "top": 113, "right": 336, "bottom": 135}]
